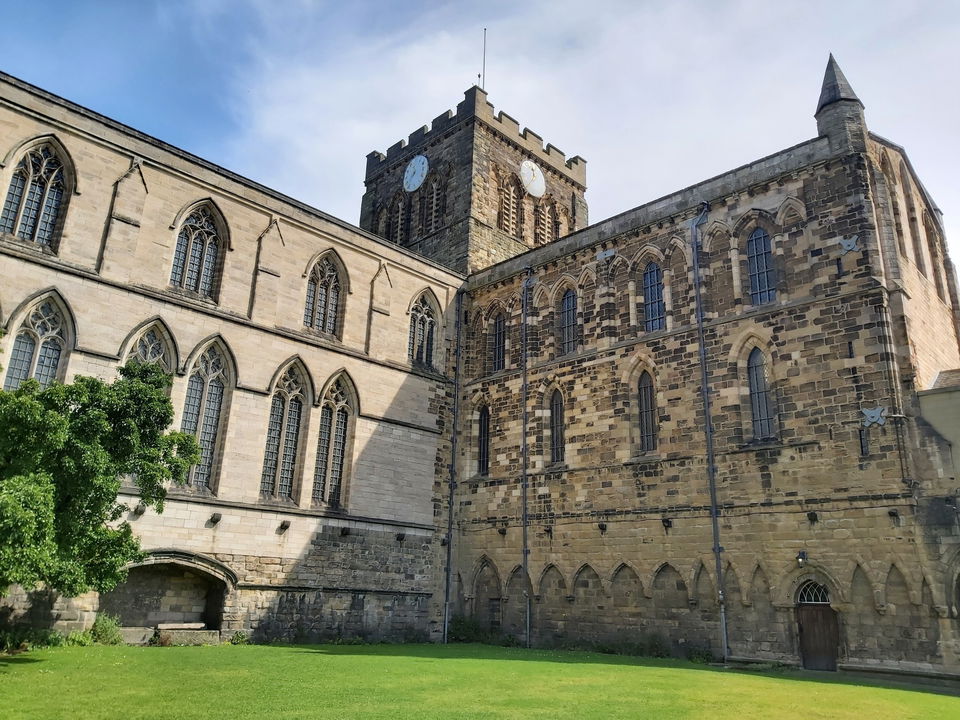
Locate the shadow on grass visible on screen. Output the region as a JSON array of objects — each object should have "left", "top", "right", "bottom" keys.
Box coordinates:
[
  {"left": 0, "top": 653, "right": 44, "bottom": 669},
  {"left": 281, "top": 642, "right": 960, "bottom": 698}
]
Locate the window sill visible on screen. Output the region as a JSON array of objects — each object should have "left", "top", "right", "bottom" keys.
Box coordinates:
[
  {"left": 0, "top": 233, "right": 58, "bottom": 255},
  {"left": 624, "top": 454, "right": 663, "bottom": 466},
  {"left": 167, "top": 285, "right": 218, "bottom": 306}
]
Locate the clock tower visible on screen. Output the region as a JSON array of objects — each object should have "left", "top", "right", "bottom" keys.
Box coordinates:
[{"left": 359, "top": 86, "right": 588, "bottom": 274}]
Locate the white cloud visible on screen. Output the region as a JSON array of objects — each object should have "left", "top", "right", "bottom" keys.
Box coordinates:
[{"left": 206, "top": 0, "right": 959, "bottom": 264}]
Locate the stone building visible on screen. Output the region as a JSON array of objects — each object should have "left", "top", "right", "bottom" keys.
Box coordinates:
[{"left": 1, "top": 57, "right": 959, "bottom": 674}]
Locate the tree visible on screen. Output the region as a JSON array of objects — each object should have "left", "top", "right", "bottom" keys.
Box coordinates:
[{"left": 0, "top": 362, "right": 199, "bottom": 596}]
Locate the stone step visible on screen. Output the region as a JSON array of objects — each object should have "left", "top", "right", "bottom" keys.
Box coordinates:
[{"left": 156, "top": 622, "right": 205, "bottom": 630}]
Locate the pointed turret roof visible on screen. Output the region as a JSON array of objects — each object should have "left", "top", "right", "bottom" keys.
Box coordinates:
[{"left": 816, "top": 54, "right": 863, "bottom": 114}]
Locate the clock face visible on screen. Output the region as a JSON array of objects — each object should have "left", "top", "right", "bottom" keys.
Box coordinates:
[
  {"left": 403, "top": 155, "right": 429, "bottom": 192},
  {"left": 520, "top": 160, "right": 545, "bottom": 198}
]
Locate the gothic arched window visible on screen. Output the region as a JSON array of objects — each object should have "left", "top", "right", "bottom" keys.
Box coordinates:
[
  {"left": 477, "top": 405, "right": 490, "bottom": 476},
  {"left": 408, "top": 294, "right": 437, "bottom": 368},
  {"left": 638, "top": 371, "right": 657, "bottom": 452},
  {"left": 747, "top": 347, "right": 776, "bottom": 439},
  {"left": 304, "top": 256, "right": 343, "bottom": 337},
  {"left": 313, "top": 377, "right": 353, "bottom": 507},
  {"left": 0, "top": 145, "right": 67, "bottom": 249},
  {"left": 642, "top": 262, "right": 665, "bottom": 332},
  {"left": 558, "top": 288, "right": 577, "bottom": 355},
  {"left": 746, "top": 228, "right": 776, "bottom": 305},
  {"left": 260, "top": 365, "right": 306, "bottom": 499},
  {"left": 181, "top": 345, "right": 229, "bottom": 489},
  {"left": 3, "top": 300, "right": 68, "bottom": 391},
  {"left": 170, "top": 206, "right": 222, "bottom": 299},
  {"left": 491, "top": 313, "right": 506, "bottom": 372},
  {"left": 549, "top": 389, "right": 565, "bottom": 464}
]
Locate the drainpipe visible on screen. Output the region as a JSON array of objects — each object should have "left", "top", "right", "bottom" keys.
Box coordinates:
[
  {"left": 520, "top": 267, "right": 534, "bottom": 648},
  {"left": 442, "top": 289, "right": 464, "bottom": 643},
  {"left": 690, "top": 202, "right": 729, "bottom": 662}
]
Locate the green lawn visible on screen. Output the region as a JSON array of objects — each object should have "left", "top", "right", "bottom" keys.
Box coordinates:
[{"left": 1, "top": 643, "right": 957, "bottom": 719}]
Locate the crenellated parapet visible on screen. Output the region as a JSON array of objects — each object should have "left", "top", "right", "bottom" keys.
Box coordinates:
[{"left": 365, "top": 86, "right": 586, "bottom": 186}]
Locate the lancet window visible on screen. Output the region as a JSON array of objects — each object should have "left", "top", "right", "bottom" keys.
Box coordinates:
[
  {"left": 313, "top": 377, "right": 353, "bottom": 507},
  {"left": 260, "top": 366, "right": 307, "bottom": 499},
  {"left": 0, "top": 145, "right": 67, "bottom": 248},
  {"left": 181, "top": 346, "right": 229, "bottom": 489},
  {"left": 3, "top": 300, "right": 68, "bottom": 391},
  {"left": 170, "top": 206, "right": 222, "bottom": 299},
  {"left": 408, "top": 294, "right": 437, "bottom": 369},
  {"left": 304, "top": 256, "right": 343, "bottom": 337}
]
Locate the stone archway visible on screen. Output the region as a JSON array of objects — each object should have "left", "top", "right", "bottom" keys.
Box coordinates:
[{"left": 99, "top": 551, "right": 236, "bottom": 631}]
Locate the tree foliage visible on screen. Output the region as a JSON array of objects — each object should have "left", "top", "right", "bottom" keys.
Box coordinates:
[{"left": 0, "top": 362, "right": 199, "bottom": 596}]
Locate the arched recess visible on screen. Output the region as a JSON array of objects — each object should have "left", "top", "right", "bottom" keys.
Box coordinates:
[
  {"left": 702, "top": 221, "right": 732, "bottom": 255},
  {"left": 119, "top": 316, "right": 180, "bottom": 372},
  {"left": 610, "top": 562, "right": 643, "bottom": 607},
  {"left": 649, "top": 562, "right": 689, "bottom": 609},
  {"left": 501, "top": 565, "right": 532, "bottom": 638},
  {"left": 665, "top": 235, "right": 692, "bottom": 268},
  {"left": 775, "top": 197, "right": 807, "bottom": 228},
  {"left": 548, "top": 274, "right": 579, "bottom": 307},
  {"left": 472, "top": 556, "right": 503, "bottom": 631},
  {"left": 773, "top": 562, "right": 846, "bottom": 608},
  {"left": 99, "top": 549, "right": 237, "bottom": 630},
  {"left": 572, "top": 563, "right": 605, "bottom": 600},
  {"left": 691, "top": 561, "right": 717, "bottom": 609}
]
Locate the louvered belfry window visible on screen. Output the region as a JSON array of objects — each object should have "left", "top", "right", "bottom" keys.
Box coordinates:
[
  {"left": 499, "top": 179, "right": 520, "bottom": 237},
  {"left": 408, "top": 295, "right": 436, "bottom": 368},
  {"left": 491, "top": 313, "right": 506, "bottom": 372},
  {"left": 181, "top": 346, "right": 228, "bottom": 489},
  {"left": 313, "top": 377, "right": 352, "bottom": 507},
  {"left": 304, "top": 256, "right": 342, "bottom": 337},
  {"left": 0, "top": 145, "right": 66, "bottom": 249},
  {"left": 3, "top": 301, "right": 67, "bottom": 391},
  {"left": 170, "top": 206, "right": 221, "bottom": 299},
  {"left": 549, "top": 389, "right": 565, "bottom": 464},
  {"left": 558, "top": 289, "right": 577, "bottom": 355},
  {"left": 747, "top": 228, "right": 776, "bottom": 305},
  {"left": 642, "top": 262, "right": 666, "bottom": 332},
  {"left": 747, "top": 347, "right": 776, "bottom": 439},
  {"left": 477, "top": 405, "right": 490, "bottom": 476},
  {"left": 261, "top": 366, "right": 306, "bottom": 499},
  {"left": 637, "top": 371, "right": 657, "bottom": 452}
]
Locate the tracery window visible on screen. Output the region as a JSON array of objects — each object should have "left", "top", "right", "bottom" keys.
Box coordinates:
[
  {"left": 549, "top": 389, "right": 565, "bottom": 464},
  {"left": 408, "top": 294, "right": 436, "bottom": 368},
  {"left": 260, "top": 366, "right": 307, "bottom": 499},
  {"left": 181, "top": 346, "right": 228, "bottom": 489},
  {"left": 477, "top": 405, "right": 490, "bottom": 476},
  {"left": 130, "top": 326, "right": 173, "bottom": 372},
  {"left": 642, "top": 262, "right": 666, "bottom": 332},
  {"left": 747, "top": 347, "right": 776, "bottom": 440},
  {"left": 313, "top": 377, "right": 353, "bottom": 507},
  {"left": 796, "top": 580, "right": 830, "bottom": 604},
  {"left": 3, "top": 300, "right": 68, "bottom": 391},
  {"left": 170, "top": 206, "right": 222, "bottom": 299},
  {"left": 637, "top": 371, "right": 657, "bottom": 452},
  {"left": 0, "top": 145, "right": 67, "bottom": 248},
  {"left": 304, "top": 256, "right": 342, "bottom": 337},
  {"left": 558, "top": 289, "right": 577, "bottom": 355},
  {"left": 746, "top": 228, "right": 776, "bottom": 305},
  {"left": 491, "top": 313, "right": 506, "bottom": 372},
  {"left": 498, "top": 177, "right": 521, "bottom": 238}
]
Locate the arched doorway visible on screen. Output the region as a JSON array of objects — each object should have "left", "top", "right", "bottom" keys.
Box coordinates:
[
  {"left": 99, "top": 553, "right": 234, "bottom": 631},
  {"left": 796, "top": 580, "right": 839, "bottom": 670}
]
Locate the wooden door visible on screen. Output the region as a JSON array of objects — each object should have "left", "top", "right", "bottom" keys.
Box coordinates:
[{"left": 797, "top": 604, "right": 839, "bottom": 671}]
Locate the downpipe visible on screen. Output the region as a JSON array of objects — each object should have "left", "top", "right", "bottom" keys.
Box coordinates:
[
  {"left": 690, "top": 202, "right": 729, "bottom": 662},
  {"left": 520, "top": 267, "right": 534, "bottom": 648},
  {"left": 442, "top": 289, "right": 464, "bottom": 643}
]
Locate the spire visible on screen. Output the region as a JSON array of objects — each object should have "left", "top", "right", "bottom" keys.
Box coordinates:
[{"left": 816, "top": 54, "right": 862, "bottom": 115}]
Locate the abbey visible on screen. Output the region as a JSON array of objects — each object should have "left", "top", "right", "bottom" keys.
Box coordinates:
[{"left": 1, "top": 57, "right": 959, "bottom": 674}]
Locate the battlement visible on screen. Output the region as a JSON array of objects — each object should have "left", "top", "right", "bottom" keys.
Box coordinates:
[{"left": 365, "top": 86, "right": 586, "bottom": 186}]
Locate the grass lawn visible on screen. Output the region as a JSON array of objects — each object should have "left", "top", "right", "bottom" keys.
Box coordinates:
[{"left": 1, "top": 643, "right": 957, "bottom": 719}]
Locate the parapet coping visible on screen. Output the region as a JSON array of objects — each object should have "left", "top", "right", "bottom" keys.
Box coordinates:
[
  {"left": 467, "top": 133, "right": 835, "bottom": 289},
  {"left": 365, "top": 86, "right": 586, "bottom": 185},
  {"left": 0, "top": 71, "right": 465, "bottom": 283}
]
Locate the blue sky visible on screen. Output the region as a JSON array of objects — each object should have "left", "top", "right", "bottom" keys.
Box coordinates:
[{"left": 1, "top": 0, "right": 958, "bottom": 262}]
